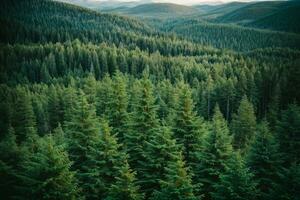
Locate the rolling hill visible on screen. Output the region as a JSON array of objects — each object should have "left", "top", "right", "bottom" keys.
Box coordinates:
[
  {"left": 103, "top": 3, "right": 200, "bottom": 18},
  {"left": 248, "top": 5, "right": 300, "bottom": 33},
  {"left": 215, "top": 0, "right": 300, "bottom": 24}
]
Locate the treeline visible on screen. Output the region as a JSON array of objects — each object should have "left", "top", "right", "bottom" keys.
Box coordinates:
[
  {"left": 162, "top": 19, "right": 300, "bottom": 51},
  {"left": 1, "top": 41, "right": 300, "bottom": 119},
  {"left": 0, "top": 72, "right": 299, "bottom": 199}
]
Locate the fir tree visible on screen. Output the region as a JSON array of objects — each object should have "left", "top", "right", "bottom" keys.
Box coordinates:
[
  {"left": 140, "top": 125, "right": 180, "bottom": 197},
  {"left": 106, "top": 71, "right": 129, "bottom": 142},
  {"left": 105, "top": 161, "right": 143, "bottom": 200},
  {"left": 247, "top": 121, "right": 282, "bottom": 200},
  {"left": 173, "top": 83, "right": 206, "bottom": 167},
  {"left": 151, "top": 153, "right": 197, "bottom": 200},
  {"left": 64, "top": 90, "right": 101, "bottom": 199},
  {"left": 19, "top": 135, "right": 81, "bottom": 200},
  {"left": 272, "top": 163, "right": 300, "bottom": 200},
  {"left": 197, "top": 105, "right": 233, "bottom": 200},
  {"left": 231, "top": 95, "right": 256, "bottom": 151},
  {"left": 213, "top": 153, "right": 257, "bottom": 200},
  {"left": 125, "top": 74, "right": 159, "bottom": 184},
  {"left": 0, "top": 127, "right": 23, "bottom": 199},
  {"left": 12, "top": 87, "right": 37, "bottom": 143},
  {"left": 277, "top": 104, "right": 300, "bottom": 165}
]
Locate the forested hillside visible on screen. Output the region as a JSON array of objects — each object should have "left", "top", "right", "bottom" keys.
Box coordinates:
[{"left": 0, "top": 0, "right": 299, "bottom": 199}]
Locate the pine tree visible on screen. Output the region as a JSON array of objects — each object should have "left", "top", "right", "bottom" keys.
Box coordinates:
[
  {"left": 150, "top": 153, "right": 197, "bottom": 200},
  {"left": 48, "top": 84, "right": 62, "bottom": 131},
  {"left": 247, "top": 121, "right": 282, "bottom": 200},
  {"left": 272, "top": 163, "right": 300, "bottom": 200},
  {"left": 12, "top": 87, "right": 37, "bottom": 143},
  {"left": 277, "top": 104, "right": 300, "bottom": 165},
  {"left": 139, "top": 125, "right": 180, "bottom": 197},
  {"left": 173, "top": 83, "right": 206, "bottom": 167},
  {"left": 0, "top": 127, "right": 23, "bottom": 199},
  {"left": 197, "top": 105, "right": 233, "bottom": 200},
  {"left": 172, "top": 83, "right": 207, "bottom": 194},
  {"left": 106, "top": 71, "right": 129, "bottom": 142},
  {"left": 105, "top": 161, "right": 143, "bottom": 200},
  {"left": 213, "top": 153, "right": 257, "bottom": 200},
  {"left": 125, "top": 74, "right": 159, "bottom": 182},
  {"left": 64, "top": 90, "right": 101, "bottom": 199},
  {"left": 231, "top": 95, "right": 256, "bottom": 151},
  {"left": 19, "top": 135, "right": 81, "bottom": 200}
]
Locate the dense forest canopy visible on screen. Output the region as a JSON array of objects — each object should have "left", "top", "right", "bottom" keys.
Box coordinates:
[{"left": 0, "top": 0, "right": 299, "bottom": 199}]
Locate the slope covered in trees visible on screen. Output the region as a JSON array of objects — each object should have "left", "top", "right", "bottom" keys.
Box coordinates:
[{"left": 0, "top": 0, "right": 299, "bottom": 199}]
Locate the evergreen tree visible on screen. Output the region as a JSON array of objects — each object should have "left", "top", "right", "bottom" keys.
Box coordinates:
[
  {"left": 12, "top": 87, "right": 37, "bottom": 143},
  {"left": 173, "top": 83, "right": 205, "bottom": 166},
  {"left": 48, "top": 84, "right": 62, "bottom": 131},
  {"left": 173, "top": 83, "right": 207, "bottom": 194},
  {"left": 272, "top": 163, "right": 300, "bottom": 200},
  {"left": 213, "top": 153, "right": 257, "bottom": 200},
  {"left": 106, "top": 71, "right": 129, "bottom": 142},
  {"left": 197, "top": 105, "right": 233, "bottom": 200},
  {"left": 19, "top": 135, "right": 81, "bottom": 200},
  {"left": 125, "top": 74, "right": 159, "bottom": 182},
  {"left": 105, "top": 161, "right": 143, "bottom": 200},
  {"left": 140, "top": 125, "right": 180, "bottom": 197},
  {"left": 64, "top": 90, "right": 101, "bottom": 199},
  {"left": 231, "top": 95, "right": 256, "bottom": 151},
  {"left": 0, "top": 127, "right": 23, "bottom": 199},
  {"left": 247, "top": 121, "right": 282, "bottom": 200},
  {"left": 277, "top": 104, "right": 300, "bottom": 165},
  {"left": 150, "top": 153, "right": 197, "bottom": 200}
]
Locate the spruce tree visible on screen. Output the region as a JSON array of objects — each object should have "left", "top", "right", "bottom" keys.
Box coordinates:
[
  {"left": 125, "top": 74, "right": 159, "bottom": 183},
  {"left": 272, "top": 163, "right": 300, "bottom": 200},
  {"left": 231, "top": 95, "right": 256, "bottom": 151},
  {"left": 12, "top": 87, "right": 37, "bottom": 143},
  {"left": 106, "top": 71, "right": 129, "bottom": 142},
  {"left": 140, "top": 125, "right": 180, "bottom": 197},
  {"left": 64, "top": 90, "right": 102, "bottom": 199},
  {"left": 277, "top": 104, "right": 300, "bottom": 165},
  {"left": 19, "top": 135, "right": 81, "bottom": 200},
  {"left": 150, "top": 153, "right": 197, "bottom": 200},
  {"left": 0, "top": 127, "right": 23, "bottom": 199},
  {"left": 213, "top": 153, "right": 257, "bottom": 200},
  {"left": 105, "top": 161, "right": 143, "bottom": 200},
  {"left": 247, "top": 121, "right": 282, "bottom": 200},
  {"left": 197, "top": 105, "right": 233, "bottom": 200},
  {"left": 173, "top": 83, "right": 206, "bottom": 167}
]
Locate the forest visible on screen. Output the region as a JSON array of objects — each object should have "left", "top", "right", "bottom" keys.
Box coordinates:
[{"left": 0, "top": 0, "right": 299, "bottom": 199}]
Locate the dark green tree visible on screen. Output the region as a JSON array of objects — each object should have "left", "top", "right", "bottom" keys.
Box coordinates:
[
  {"left": 231, "top": 95, "right": 256, "bottom": 151},
  {"left": 247, "top": 121, "right": 282, "bottom": 199},
  {"left": 213, "top": 152, "right": 257, "bottom": 200},
  {"left": 64, "top": 90, "right": 101, "bottom": 199},
  {"left": 105, "top": 161, "right": 143, "bottom": 200},
  {"left": 19, "top": 135, "right": 81, "bottom": 200},
  {"left": 277, "top": 104, "right": 300, "bottom": 165},
  {"left": 12, "top": 87, "right": 37, "bottom": 143},
  {"left": 150, "top": 153, "right": 197, "bottom": 200},
  {"left": 197, "top": 105, "right": 233, "bottom": 200}
]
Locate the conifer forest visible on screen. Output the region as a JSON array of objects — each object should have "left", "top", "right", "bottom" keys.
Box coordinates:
[{"left": 0, "top": 0, "right": 300, "bottom": 199}]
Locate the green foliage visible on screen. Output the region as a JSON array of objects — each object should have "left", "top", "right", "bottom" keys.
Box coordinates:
[
  {"left": 231, "top": 96, "right": 256, "bottom": 151},
  {"left": 105, "top": 161, "right": 143, "bottom": 200},
  {"left": 197, "top": 105, "right": 233, "bottom": 200},
  {"left": 277, "top": 104, "right": 300, "bottom": 165},
  {"left": 151, "top": 153, "right": 197, "bottom": 200},
  {"left": 213, "top": 153, "right": 257, "bottom": 200},
  {"left": 247, "top": 121, "right": 282, "bottom": 199},
  {"left": 19, "top": 135, "right": 81, "bottom": 200},
  {"left": 0, "top": 0, "right": 299, "bottom": 199}
]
